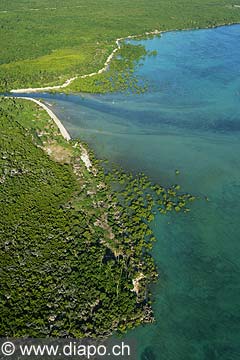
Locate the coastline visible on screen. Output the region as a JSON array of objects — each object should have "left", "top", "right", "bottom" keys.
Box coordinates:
[
  {"left": 5, "top": 95, "right": 96, "bottom": 172},
  {"left": 9, "top": 23, "right": 239, "bottom": 94},
  {"left": 9, "top": 29, "right": 161, "bottom": 94},
  {"left": 7, "top": 96, "right": 71, "bottom": 141},
  {"left": 1, "top": 95, "right": 161, "bottom": 337}
]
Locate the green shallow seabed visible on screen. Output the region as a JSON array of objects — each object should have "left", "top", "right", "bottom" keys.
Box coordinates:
[{"left": 12, "top": 25, "right": 240, "bottom": 359}]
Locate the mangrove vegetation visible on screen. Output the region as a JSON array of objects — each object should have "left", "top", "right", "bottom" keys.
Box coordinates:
[{"left": 0, "top": 97, "right": 195, "bottom": 337}]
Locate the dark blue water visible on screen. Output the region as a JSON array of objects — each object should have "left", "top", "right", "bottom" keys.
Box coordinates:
[{"left": 13, "top": 24, "right": 240, "bottom": 359}]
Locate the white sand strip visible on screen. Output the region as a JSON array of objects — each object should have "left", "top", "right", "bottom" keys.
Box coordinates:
[
  {"left": 8, "top": 96, "right": 71, "bottom": 141},
  {"left": 10, "top": 29, "right": 161, "bottom": 94}
]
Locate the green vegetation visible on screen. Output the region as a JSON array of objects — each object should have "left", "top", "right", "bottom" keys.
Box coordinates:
[
  {"left": 65, "top": 43, "right": 149, "bottom": 94},
  {"left": 0, "top": 97, "right": 195, "bottom": 336},
  {"left": 0, "top": 0, "right": 240, "bottom": 91}
]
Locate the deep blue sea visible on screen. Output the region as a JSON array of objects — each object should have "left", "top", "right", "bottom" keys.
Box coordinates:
[{"left": 15, "top": 24, "right": 240, "bottom": 360}]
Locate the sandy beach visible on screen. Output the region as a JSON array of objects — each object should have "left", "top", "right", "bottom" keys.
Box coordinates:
[
  {"left": 8, "top": 96, "right": 71, "bottom": 141},
  {"left": 10, "top": 30, "right": 161, "bottom": 94},
  {"left": 6, "top": 96, "right": 96, "bottom": 173}
]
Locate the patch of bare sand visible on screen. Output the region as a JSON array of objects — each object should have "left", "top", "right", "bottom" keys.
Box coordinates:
[{"left": 45, "top": 143, "right": 72, "bottom": 164}]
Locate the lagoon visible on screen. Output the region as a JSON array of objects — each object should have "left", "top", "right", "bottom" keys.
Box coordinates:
[{"left": 14, "top": 24, "right": 240, "bottom": 359}]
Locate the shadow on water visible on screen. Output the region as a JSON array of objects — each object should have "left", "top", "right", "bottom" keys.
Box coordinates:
[{"left": 141, "top": 347, "right": 156, "bottom": 360}]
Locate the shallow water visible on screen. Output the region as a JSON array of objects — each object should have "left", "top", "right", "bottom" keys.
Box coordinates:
[{"left": 15, "top": 24, "right": 240, "bottom": 359}]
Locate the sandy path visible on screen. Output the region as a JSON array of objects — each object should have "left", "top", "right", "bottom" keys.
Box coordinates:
[
  {"left": 11, "top": 77, "right": 78, "bottom": 94},
  {"left": 8, "top": 96, "right": 71, "bottom": 141},
  {"left": 10, "top": 30, "right": 161, "bottom": 94},
  {"left": 6, "top": 96, "right": 95, "bottom": 172},
  {"left": 0, "top": 5, "right": 85, "bottom": 13}
]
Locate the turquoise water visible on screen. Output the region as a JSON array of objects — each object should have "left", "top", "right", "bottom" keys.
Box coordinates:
[{"left": 16, "top": 25, "right": 240, "bottom": 359}]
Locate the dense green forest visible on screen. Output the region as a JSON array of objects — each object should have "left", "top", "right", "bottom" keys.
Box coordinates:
[
  {"left": 0, "top": 97, "right": 195, "bottom": 336},
  {"left": 0, "top": 0, "right": 240, "bottom": 91}
]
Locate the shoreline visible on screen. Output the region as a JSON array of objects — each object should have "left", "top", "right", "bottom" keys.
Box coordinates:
[
  {"left": 7, "top": 96, "right": 71, "bottom": 141},
  {"left": 5, "top": 95, "right": 95, "bottom": 172},
  {"left": 9, "top": 29, "right": 160, "bottom": 94},
  {"left": 9, "top": 23, "right": 239, "bottom": 94},
  {"left": 1, "top": 94, "right": 161, "bottom": 337}
]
